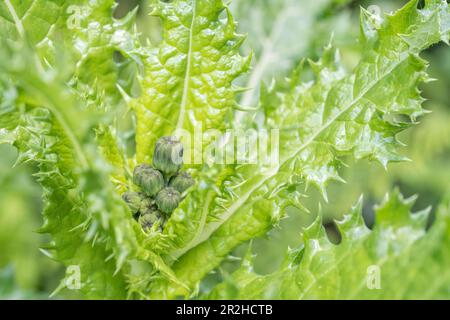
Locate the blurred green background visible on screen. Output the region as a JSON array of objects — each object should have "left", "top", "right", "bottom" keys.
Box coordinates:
[{"left": 1, "top": 0, "right": 449, "bottom": 298}]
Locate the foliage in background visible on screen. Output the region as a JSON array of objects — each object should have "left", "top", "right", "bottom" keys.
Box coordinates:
[
  {"left": 0, "top": 0, "right": 449, "bottom": 299},
  {"left": 208, "top": 191, "right": 450, "bottom": 299}
]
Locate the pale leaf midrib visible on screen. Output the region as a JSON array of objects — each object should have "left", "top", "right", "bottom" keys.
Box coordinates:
[
  {"left": 4, "top": 0, "right": 25, "bottom": 37},
  {"left": 175, "top": 0, "right": 196, "bottom": 132}
]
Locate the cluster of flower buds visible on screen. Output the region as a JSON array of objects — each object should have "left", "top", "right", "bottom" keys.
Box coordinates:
[{"left": 122, "top": 136, "right": 195, "bottom": 232}]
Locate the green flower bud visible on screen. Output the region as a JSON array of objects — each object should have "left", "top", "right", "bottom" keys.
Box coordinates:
[
  {"left": 139, "top": 211, "right": 159, "bottom": 232},
  {"left": 122, "top": 191, "right": 143, "bottom": 214},
  {"left": 169, "top": 171, "right": 195, "bottom": 193},
  {"left": 155, "top": 187, "right": 181, "bottom": 214},
  {"left": 139, "top": 197, "right": 155, "bottom": 213},
  {"left": 133, "top": 164, "right": 164, "bottom": 196},
  {"left": 139, "top": 209, "right": 165, "bottom": 232},
  {"left": 159, "top": 214, "right": 167, "bottom": 228},
  {"left": 153, "top": 136, "right": 183, "bottom": 176}
]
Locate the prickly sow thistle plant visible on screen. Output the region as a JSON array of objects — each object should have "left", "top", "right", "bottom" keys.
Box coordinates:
[{"left": 0, "top": 0, "right": 450, "bottom": 299}]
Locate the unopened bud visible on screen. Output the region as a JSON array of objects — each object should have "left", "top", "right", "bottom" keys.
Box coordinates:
[
  {"left": 133, "top": 164, "right": 164, "bottom": 196},
  {"left": 139, "top": 210, "right": 159, "bottom": 232},
  {"left": 153, "top": 136, "right": 183, "bottom": 176},
  {"left": 139, "top": 197, "right": 154, "bottom": 213},
  {"left": 155, "top": 187, "right": 181, "bottom": 214},
  {"left": 169, "top": 171, "right": 195, "bottom": 193},
  {"left": 122, "top": 192, "right": 143, "bottom": 214}
]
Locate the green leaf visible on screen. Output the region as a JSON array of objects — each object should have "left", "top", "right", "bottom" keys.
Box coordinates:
[
  {"left": 150, "top": 0, "right": 450, "bottom": 298},
  {"left": 95, "top": 124, "right": 131, "bottom": 193},
  {"left": 0, "top": 0, "right": 61, "bottom": 44},
  {"left": 0, "top": 42, "right": 183, "bottom": 299},
  {"left": 207, "top": 190, "right": 450, "bottom": 299},
  {"left": 148, "top": 198, "right": 277, "bottom": 298},
  {"left": 209, "top": 0, "right": 449, "bottom": 247},
  {"left": 0, "top": 0, "right": 190, "bottom": 299},
  {"left": 0, "top": 0, "right": 140, "bottom": 108},
  {"left": 131, "top": 0, "right": 251, "bottom": 163},
  {"left": 0, "top": 44, "right": 134, "bottom": 298}
]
